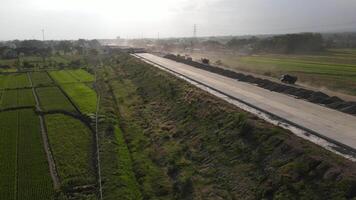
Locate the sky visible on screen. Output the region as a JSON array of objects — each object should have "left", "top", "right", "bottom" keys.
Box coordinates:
[{"left": 1, "top": 0, "right": 356, "bottom": 40}]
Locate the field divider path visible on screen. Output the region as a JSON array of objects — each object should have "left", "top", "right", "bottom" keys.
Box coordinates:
[
  {"left": 14, "top": 111, "right": 19, "bottom": 200},
  {"left": 94, "top": 72, "right": 103, "bottom": 200},
  {"left": 27, "top": 72, "right": 60, "bottom": 189}
]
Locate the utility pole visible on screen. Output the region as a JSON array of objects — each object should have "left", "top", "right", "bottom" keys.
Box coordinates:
[
  {"left": 41, "top": 29, "right": 45, "bottom": 41},
  {"left": 191, "top": 24, "right": 197, "bottom": 53}
]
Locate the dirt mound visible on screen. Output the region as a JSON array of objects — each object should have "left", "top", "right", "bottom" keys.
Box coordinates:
[
  {"left": 164, "top": 54, "right": 356, "bottom": 116},
  {"left": 340, "top": 103, "right": 356, "bottom": 114},
  {"left": 308, "top": 92, "right": 329, "bottom": 103}
]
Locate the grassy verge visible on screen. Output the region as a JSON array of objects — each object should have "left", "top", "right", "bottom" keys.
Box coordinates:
[
  {"left": 96, "top": 67, "right": 142, "bottom": 200},
  {"left": 106, "top": 53, "right": 356, "bottom": 199}
]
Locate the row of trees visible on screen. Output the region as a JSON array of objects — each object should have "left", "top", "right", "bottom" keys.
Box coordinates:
[
  {"left": 141, "top": 32, "right": 356, "bottom": 54},
  {"left": 226, "top": 33, "right": 324, "bottom": 54},
  {"left": 0, "top": 39, "right": 101, "bottom": 59}
]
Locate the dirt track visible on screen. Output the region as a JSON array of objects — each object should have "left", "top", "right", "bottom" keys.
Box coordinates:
[{"left": 137, "top": 53, "right": 356, "bottom": 155}]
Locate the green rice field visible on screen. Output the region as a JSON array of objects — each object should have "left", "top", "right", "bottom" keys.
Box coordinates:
[
  {"left": 49, "top": 69, "right": 94, "bottom": 84},
  {"left": 0, "top": 89, "right": 35, "bottom": 109},
  {"left": 45, "top": 114, "right": 95, "bottom": 188},
  {"left": 30, "top": 72, "right": 53, "bottom": 86},
  {"left": 61, "top": 83, "right": 97, "bottom": 114},
  {"left": 0, "top": 73, "right": 31, "bottom": 89},
  {"left": 36, "top": 87, "right": 76, "bottom": 112},
  {"left": 0, "top": 109, "right": 54, "bottom": 200}
]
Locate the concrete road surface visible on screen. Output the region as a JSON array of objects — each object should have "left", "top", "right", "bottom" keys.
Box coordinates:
[{"left": 136, "top": 53, "right": 356, "bottom": 153}]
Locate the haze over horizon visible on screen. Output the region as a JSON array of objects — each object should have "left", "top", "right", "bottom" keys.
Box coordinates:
[{"left": 1, "top": 0, "right": 356, "bottom": 41}]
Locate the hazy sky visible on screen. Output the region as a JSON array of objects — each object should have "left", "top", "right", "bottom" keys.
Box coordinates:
[{"left": 1, "top": 0, "right": 356, "bottom": 40}]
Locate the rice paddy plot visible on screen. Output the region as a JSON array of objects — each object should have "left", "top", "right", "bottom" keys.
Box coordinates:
[
  {"left": 30, "top": 72, "right": 53, "bottom": 87},
  {"left": 61, "top": 83, "right": 97, "bottom": 114},
  {"left": 17, "top": 109, "right": 54, "bottom": 199},
  {"left": 0, "top": 110, "right": 17, "bottom": 200},
  {"left": 49, "top": 70, "right": 78, "bottom": 84},
  {"left": 0, "top": 89, "right": 35, "bottom": 109},
  {"left": 49, "top": 69, "right": 94, "bottom": 84},
  {"left": 45, "top": 114, "right": 95, "bottom": 188},
  {"left": 0, "top": 73, "right": 31, "bottom": 89},
  {"left": 67, "top": 69, "right": 94, "bottom": 82},
  {"left": 0, "top": 109, "right": 54, "bottom": 200},
  {"left": 36, "top": 87, "right": 76, "bottom": 112}
]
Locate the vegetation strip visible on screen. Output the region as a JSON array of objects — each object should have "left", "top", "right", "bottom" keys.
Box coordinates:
[
  {"left": 95, "top": 66, "right": 142, "bottom": 199},
  {"left": 95, "top": 94, "right": 103, "bottom": 200}
]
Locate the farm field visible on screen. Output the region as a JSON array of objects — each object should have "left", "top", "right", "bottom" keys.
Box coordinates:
[
  {"left": 0, "top": 110, "right": 17, "bottom": 200},
  {"left": 45, "top": 114, "right": 95, "bottom": 189},
  {"left": 30, "top": 72, "right": 53, "bottom": 86},
  {"left": 68, "top": 69, "right": 95, "bottom": 82},
  {"left": 49, "top": 69, "right": 94, "bottom": 84},
  {"left": 49, "top": 70, "right": 78, "bottom": 83},
  {"left": 181, "top": 48, "right": 356, "bottom": 96},
  {"left": 36, "top": 86, "right": 76, "bottom": 112},
  {"left": 0, "top": 73, "right": 31, "bottom": 89},
  {"left": 0, "top": 109, "right": 54, "bottom": 200},
  {"left": 61, "top": 83, "right": 97, "bottom": 114},
  {"left": 0, "top": 89, "right": 35, "bottom": 109}
]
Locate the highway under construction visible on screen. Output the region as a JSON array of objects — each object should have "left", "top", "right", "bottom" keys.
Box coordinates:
[{"left": 134, "top": 53, "right": 356, "bottom": 161}]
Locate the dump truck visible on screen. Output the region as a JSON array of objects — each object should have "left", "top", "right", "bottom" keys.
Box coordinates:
[{"left": 280, "top": 74, "right": 298, "bottom": 84}]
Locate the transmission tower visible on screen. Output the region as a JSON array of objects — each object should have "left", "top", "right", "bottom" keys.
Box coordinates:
[
  {"left": 193, "top": 24, "right": 197, "bottom": 38},
  {"left": 41, "top": 29, "right": 45, "bottom": 41}
]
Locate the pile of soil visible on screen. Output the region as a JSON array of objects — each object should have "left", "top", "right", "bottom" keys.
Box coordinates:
[{"left": 164, "top": 54, "right": 356, "bottom": 116}]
